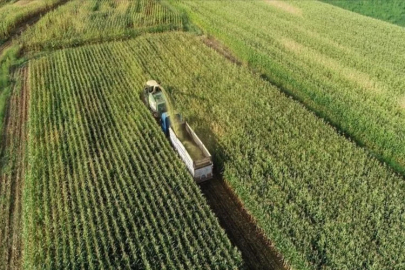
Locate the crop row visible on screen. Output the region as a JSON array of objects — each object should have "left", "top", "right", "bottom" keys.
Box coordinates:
[
  {"left": 24, "top": 41, "right": 242, "bottom": 268},
  {"left": 93, "top": 32, "right": 405, "bottom": 269},
  {"left": 20, "top": 0, "right": 183, "bottom": 50},
  {"left": 171, "top": 0, "right": 405, "bottom": 175},
  {"left": 0, "top": 0, "right": 63, "bottom": 42}
]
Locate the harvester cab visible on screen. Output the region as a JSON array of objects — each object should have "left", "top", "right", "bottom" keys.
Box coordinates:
[{"left": 143, "top": 80, "right": 167, "bottom": 118}]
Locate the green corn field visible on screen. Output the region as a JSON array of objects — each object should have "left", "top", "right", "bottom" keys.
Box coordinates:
[
  {"left": 24, "top": 32, "right": 405, "bottom": 269},
  {"left": 110, "top": 32, "right": 405, "bottom": 270},
  {"left": 20, "top": 0, "right": 183, "bottom": 50},
  {"left": 1, "top": 0, "right": 405, "bottom": 269},
  {"left": 172, "top": 0, "right": 405, "bottom": 175},
  {"left": 24, "top": 38, "right": 242, "bottom": 268}
]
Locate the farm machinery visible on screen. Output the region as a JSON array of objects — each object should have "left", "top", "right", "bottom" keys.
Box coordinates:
[{"left": 142, "top": 80, "right": 213, "bottom": 183}]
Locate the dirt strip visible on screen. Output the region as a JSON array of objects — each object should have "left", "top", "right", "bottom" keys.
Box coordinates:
[
  {"left": 200, "top": 177, "right": 288, "bottom": 270},
  {"left": 0, "top": 66, "right": 29, "bottom": 270}
]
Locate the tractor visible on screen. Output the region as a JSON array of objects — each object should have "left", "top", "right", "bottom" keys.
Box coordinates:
[{"left": 142, "top": 80, "right": 167, "bottom": 118}]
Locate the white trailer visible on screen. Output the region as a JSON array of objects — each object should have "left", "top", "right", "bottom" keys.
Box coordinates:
[{"left": 168, "top": 123, "right": 213, "bottom": 183}]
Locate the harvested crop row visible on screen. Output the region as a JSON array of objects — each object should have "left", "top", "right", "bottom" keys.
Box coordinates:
[
  {"left": 20, "top": 0, "right": 183, "bottom": 50},
  {"left": 0, "top": 0, "right": 64, "bottom": 42},
  {"left": 71, "top": 32, "right": 405, "bottom": 270},
  {"left": 24, "top": 41, "right": 242, "bottom": 268}
]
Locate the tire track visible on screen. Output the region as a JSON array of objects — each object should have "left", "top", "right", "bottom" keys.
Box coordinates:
[{"left": 0, "top": 66, "right": 29, "bottom": 270}]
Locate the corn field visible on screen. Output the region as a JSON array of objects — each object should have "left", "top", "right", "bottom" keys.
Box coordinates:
[
  {"left": 67, "top": 32, "right": 405, "bottom": 270},
  {"left": 3, "top": 0, "right": 405, "bottom": 269},
  {"left": 0, "top": 0, "right": 63, "bottom": 42},
  {"left": 0, "top": 67, "right": 27, "bottom": 270},
  {"left": 20, "top": 0, "right": 183, "bottom": 50},
  {"left": 24, "top": 36, "right": 243, "bottom": 268},
  {"left": 172, "top": 0, "right": 405, "bottom": 175}
]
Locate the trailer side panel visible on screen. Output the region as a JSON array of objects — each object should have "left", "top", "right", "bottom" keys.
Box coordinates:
[{"left": 169, "top": 127, "right": 194, "bottom": 174}]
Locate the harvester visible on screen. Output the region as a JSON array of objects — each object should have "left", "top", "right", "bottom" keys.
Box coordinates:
[
  {"left": 143, "top": 80, "right": 167, "bottom": 118},
  {"left": 142, "top": 80, "right": 213, "bottom": 183}
]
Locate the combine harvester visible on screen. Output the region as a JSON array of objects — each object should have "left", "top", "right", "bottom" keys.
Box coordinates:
[{"left": 142, "top": 80, "right": 213, "bottom": 183}]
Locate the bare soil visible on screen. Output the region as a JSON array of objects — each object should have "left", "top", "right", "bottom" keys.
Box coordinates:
[{"left": 200, "top": 177, "right": 288, "bottom": 270}]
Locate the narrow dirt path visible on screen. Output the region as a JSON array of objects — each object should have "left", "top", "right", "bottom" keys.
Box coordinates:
[
  {"left": 0, "top": 0, "right": 70, "bottom": 56},
  {"left": 0, "top": 66, "right": 29, "bottom": 270},
  {"left": 200, "top": 177, "right": 287, "bottom": 270}
]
